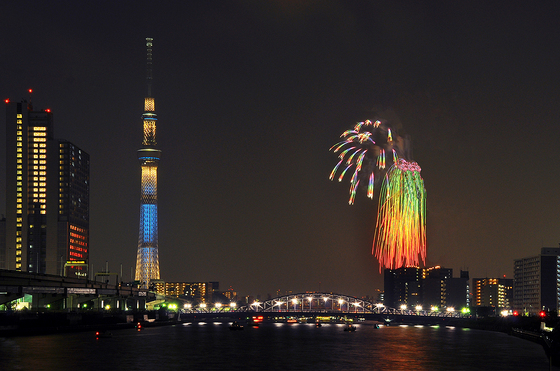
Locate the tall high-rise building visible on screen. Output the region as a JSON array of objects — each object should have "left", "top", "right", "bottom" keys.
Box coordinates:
[
  {"left": 135, "top": 38, "right": 161, "bottom": 288},
  {"left": 514, "top": 247, "right": 560, "bottom": 315},
  {"left": 384, "top": 267, "right": 422, "bottom": 308},
  {"left": 3, "top": 98, "right": 89, "bottom": 276}
]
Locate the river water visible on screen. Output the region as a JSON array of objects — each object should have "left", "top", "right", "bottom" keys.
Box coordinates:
[{"left": 0, "top": 321, "right": 557, "bottom": 370}]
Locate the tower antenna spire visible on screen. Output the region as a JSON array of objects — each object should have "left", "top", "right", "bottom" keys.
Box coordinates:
[{"left": 146, "top": 38, "right": 153, "bottom": 97}]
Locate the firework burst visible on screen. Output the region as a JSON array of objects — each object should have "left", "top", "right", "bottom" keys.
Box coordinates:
[{"left": 329, "top": 119, "right": 426, "bottom": 270}]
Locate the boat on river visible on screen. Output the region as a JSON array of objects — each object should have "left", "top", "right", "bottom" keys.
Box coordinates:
[{"left": 229, "top": 321, "right": 244, "bottom": 330}]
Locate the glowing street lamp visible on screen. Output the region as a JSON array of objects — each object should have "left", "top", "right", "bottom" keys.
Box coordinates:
[
  {"left": 431, "top": 306, "right": 439, "bottom": 312},
  {"left": 184, "top": 303, "right": 192, "bottom": 310},
  {"left": 415, "top": 305, "right": 423, "bottom": 312},
  {"left": 338, "top": 299, "right": 344, "bottom": 312},
  {"left": 215, "top": 303, "right": 222, "bottom": 309},
  {"left": 307, "top": 296, "right": 313, "bottom": 311},
  {"left": 274, "top": 301, "right": 283, "bottom": 312},
  {"left": 400, "top": 304, "right": 407, "bottom": 312},
  {"left": 352, "top": 302, "right": 361, "bottom": 313},
  {"left": 200, "top": 303, "right": 207, "bottom": 310},
  {"left": 230, "top": 302, "right": 237, "bottom": 309},
  {"left": 292, "top": 298, "right": 298, "bottom": 311}
]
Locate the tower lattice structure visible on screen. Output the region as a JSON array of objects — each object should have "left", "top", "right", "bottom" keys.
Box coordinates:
[{"left": 135, "top": 37, "right": 161, "bottom": 288}]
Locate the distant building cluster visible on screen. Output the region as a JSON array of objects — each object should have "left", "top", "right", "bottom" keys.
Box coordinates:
[
  {"left": 383, "top": 246, "right": 560, "bottom": 317},
  {"left": 383, "top": 266, "right": 470, "bottom": 311},
  {"left": 0, "top": 99, "right": 89, "bottom": 277},
  {"left": 152, "top": 281, "right": 235, "bottom": 304}
]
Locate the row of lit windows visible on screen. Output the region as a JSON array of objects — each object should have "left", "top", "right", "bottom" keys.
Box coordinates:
[
  {"left": 70, "top": 238, "right": 87, "bottom": 246},
  {"left": 70, "top": 232, "right": 86, "bottom": 239},
  {"left": 70, "top": 225, "right": 86, "bottom": 233},
  {"left": 16, "top": 119, "right": 23, "bottom": 207},
  {"left": 15, "top": 116, "right": 24, "bottom": 270},
  {"left": 70, "top": 244, "right": 87, "bottom": 252}
]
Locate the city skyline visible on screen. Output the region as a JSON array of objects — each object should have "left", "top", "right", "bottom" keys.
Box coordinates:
[{"left": 1, "top": 2, "right": 560, "bottom": 298}]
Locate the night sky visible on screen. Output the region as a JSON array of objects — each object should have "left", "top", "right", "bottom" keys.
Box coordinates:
[{"left": 1, "top": 1, "right": 560, "bottom": 299}]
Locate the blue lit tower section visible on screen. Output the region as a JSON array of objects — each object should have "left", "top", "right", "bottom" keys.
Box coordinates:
[{"left": 135, "top": 37, "right": 161, "bottom": 288}]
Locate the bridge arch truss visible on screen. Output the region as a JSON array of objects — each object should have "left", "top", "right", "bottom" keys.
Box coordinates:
[{"left": 252, "top": 292, "right": 390, "bottom": 314}]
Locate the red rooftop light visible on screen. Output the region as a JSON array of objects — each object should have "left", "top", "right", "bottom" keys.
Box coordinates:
[
  {"left": 4, "top": 99, "right": 9, "bottom": 104},
  {"left": 45, "top": 109, "right": 51, "bottom": 113},
  {"left": 29, "top": 89, "right": 33, "bottom": 93}
]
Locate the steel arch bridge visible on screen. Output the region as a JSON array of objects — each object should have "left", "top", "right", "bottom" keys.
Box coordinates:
[
  {"left": 245, "top": 293, "right": 463, "bottom": 317},
  {"left": 178, "top": 292, "right": 465, "bottom": 318},
  {"left": 249, "top": 292, "right": 388, "bottom": 314}
]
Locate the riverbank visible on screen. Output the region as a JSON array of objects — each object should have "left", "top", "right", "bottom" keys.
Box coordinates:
[
  {"left": 0, "top": 310, "right": 179, "bottom": 337},
  {"left": 447, "top": 315, "right": 557, "bottom": 334}
]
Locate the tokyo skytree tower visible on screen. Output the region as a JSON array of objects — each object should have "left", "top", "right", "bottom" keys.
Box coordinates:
[{"left": 135, "top": 37, "right": 161, "bottom": 288}]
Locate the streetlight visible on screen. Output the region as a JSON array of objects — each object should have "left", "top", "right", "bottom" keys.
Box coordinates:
[
  {"left": 415, "top": 305, "right": 423, "bottom": 313},
  {"left": 338, "top": 299, "right": 344, "bottom": 312},
  {"left": 230, "top": 302, "right": 237, "bottom": 310},
  {"left": 400, "top": 304, "right": 407, "bottom": 313},
  {"left": 352, "top": 302, "right": 360, "bottom": 313},
  {"left": 292, "top": 298, "right": 298, "bottom": 311},
  {"left": 307, "top": 296, "right": 313, "bottom": 311}
]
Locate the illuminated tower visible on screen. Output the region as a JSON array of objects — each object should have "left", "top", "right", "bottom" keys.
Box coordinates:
[{"left": 135, "top": 38, "right": 161, "bottom": 288}]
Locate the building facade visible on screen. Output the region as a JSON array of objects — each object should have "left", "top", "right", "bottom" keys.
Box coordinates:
[
  {"left": 3, "top": 99, "right": 89, "bottom": 276},
  {"left": 384, "top": 267, "right": 422, "bottom": 308},
  {"left": 472, "top": 277, "right": 513, "bottom": 310},
  {"left": 514, "top": 247, "right": 560, "bottom": 315}
]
